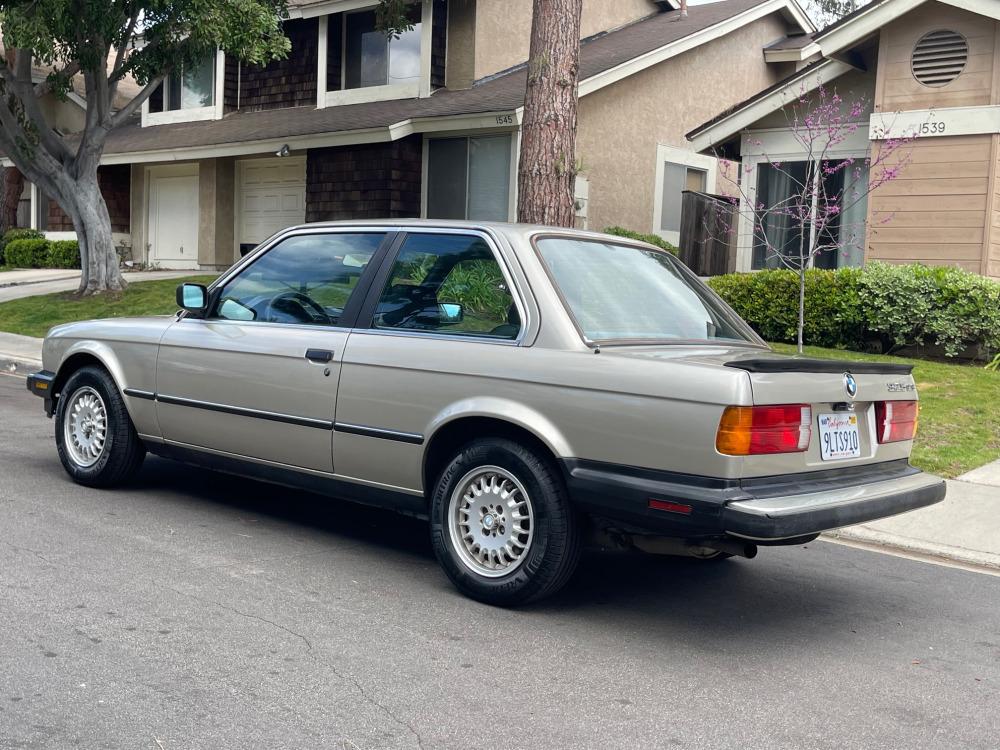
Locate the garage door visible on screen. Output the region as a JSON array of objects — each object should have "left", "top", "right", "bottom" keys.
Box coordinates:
[{"left": 238, "top": 157, "right": 306, "bottom": 250}]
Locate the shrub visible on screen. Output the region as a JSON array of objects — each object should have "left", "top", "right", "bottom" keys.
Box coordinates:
[
  {"left": 0, "top": 228, "right": 45, "bottom": 266},
  {"left": 708, "top": 263, "right": 1000, "bottom": 358},
  {"left": 708, "top": 268, "right": 865, "bottom": 350},
  {"left": 603, "top": 226, "right": 679, "bottom": 255},
  {"left": 860, "top": 263, "right": 1000, "bottom": 357},
  {"left": 47, "top": 239, "right": 81, "bottom": 269},
  {"left": 4, "top": 238, "right": 51, "bottom": 269}
]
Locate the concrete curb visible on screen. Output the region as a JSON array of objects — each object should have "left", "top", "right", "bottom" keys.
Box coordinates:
[
  {"left": 2, "top": 357, "right": 42, "bottom": 377},
  {"left": 826, "top": 527, "right": 1000, "bottom": 572},
  {"left": 0, "top": 332, "right": 44, "bottom": 377}
]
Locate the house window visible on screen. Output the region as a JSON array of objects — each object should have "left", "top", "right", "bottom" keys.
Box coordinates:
[
  {"left": 752, "top": 160, "right": 868, "bottom": 270},
  {"left": 660, "top": 163, "right": 707, "bottom": 234},
  {"left": 426, "top": 135, "right": 512, "bottom": 222},
  {"left": 344, "top": 6, "right": 422, "bottom": 89},
  {"left": 652, "top": 144, "right": 717, "bottom": 246},
  {"left": 149, "top": 56, "right": 215, "bottom": 112}
]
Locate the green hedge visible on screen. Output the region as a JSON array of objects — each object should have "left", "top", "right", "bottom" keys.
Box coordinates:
[
  {"left": 0, "top": 228, "right": 45, "bottom": 266},
  {"left": 4, "top": 238, "right": 51, "bottom": 269},
  {"left": 708, "top": 263, "right": 1000, "bottom": 358},
  {"left": 1, "top": 236, "right": 81, "bottom": 269},
  {"left": 47, "top": 240, "right": 81, "bottom": 269},
  {"left": 603, "top": 226, "right": 679, "bottom": 255}
]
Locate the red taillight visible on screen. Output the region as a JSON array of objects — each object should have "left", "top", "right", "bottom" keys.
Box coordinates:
[
  {"left": 875, "top": 400, "right": 918, "bottom": 443},
  {"left": 716, "top": 404, "right": 812, "bottom": 455}
]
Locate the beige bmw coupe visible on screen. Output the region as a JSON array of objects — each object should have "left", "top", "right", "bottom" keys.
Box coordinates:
[{"left": 28, "top": 221, "right": 945, "bottom": 604}]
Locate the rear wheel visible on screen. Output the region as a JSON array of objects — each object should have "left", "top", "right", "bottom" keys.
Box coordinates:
[
  {"left": 430, "top": 438, "right": 581, "bottom": 606},
  {"left": 55, "top": 366, "right": 145, "bottom": 487}
]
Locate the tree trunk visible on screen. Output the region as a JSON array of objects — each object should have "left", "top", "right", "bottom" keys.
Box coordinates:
[
  {"left": 2, "top": 167, "right": 25, "bottom": 232},
  {"left": 517, "top": 0, "right": 583, "bottom": 227},
  {"left": 798, "top": 267, "right": 806, "bottom": 354},
  {"left": 66, "top": 175, "right": 125, "bottom": 294}
]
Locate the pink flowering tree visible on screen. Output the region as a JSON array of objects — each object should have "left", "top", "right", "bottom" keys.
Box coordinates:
[{"left": 714, "top": 85, "right": 914, "bottom": 353}]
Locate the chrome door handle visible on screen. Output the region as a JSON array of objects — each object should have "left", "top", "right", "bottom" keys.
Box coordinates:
[{"left": 305, "top": 349, "right": 334, "bottom": 363}]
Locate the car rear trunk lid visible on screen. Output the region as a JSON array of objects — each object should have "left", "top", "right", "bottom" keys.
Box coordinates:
[{"left": 724, "top": 353, "right": 918, "bottom": 477}]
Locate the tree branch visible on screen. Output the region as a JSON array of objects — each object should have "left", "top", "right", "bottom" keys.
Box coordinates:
[
  {"left": 109, "top": 72, "right": 167, "bottom": 129},
  {"left": 33, "top": 61, "right": 82, "bottom": 97},
  {"left": 0, "top": 49, "right": 74, "bottom": 162}
]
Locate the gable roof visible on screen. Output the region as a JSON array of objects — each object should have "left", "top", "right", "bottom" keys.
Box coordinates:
[
  {"left": 687, "top": 0, "right": 1000, "bottom": 153},
  {"left": 92, "top": 0, "right": 810, "bottom": 163},
  {"left": 814, "top": 0, "right": 1000, "bottom": 56}
]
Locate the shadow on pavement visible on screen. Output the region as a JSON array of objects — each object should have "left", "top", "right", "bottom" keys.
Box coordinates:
[{"left": 130, "top": 455, "right": 924, "bottom": 643}]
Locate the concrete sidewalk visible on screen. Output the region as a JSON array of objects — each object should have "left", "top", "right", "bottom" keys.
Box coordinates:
[
  {"left": 0, "top": 269, "right": 198, "bottom": 303},
  {"left": 0, "top": 269, "right": 80, "bottom": 288},
  {"left": 829, "top": 474, "right": 1000, "bottom": 570}
]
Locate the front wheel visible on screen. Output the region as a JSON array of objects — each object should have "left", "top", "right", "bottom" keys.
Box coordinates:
[
  {"left": 429, "top": 438, "right": 581, "bottom": 606},
  {"left": 55, "top": 366, "right": 145, "bottom": 487}
]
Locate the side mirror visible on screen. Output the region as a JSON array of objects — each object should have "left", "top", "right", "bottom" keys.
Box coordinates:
[
  {"left": 438, "top": 302, "right": 464, "bottom": 324},
  {"left": 177, "top": 283, "right": 208, "bottom": 317}
]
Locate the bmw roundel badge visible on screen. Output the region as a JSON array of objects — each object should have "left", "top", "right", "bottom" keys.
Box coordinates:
[{"left": 844, "top": 372, "right": 858, "bottom": 398}]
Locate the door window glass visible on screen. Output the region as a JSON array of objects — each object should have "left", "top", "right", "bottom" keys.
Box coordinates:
[
  {"left": 373, "top": 234, "right": 520, "bottom": 339},
  {"left": 213, "top": 233, "right": 385, "bottom": 326}
]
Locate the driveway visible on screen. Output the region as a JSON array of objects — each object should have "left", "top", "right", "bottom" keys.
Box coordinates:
[{"left": 1, "top": 374, "right": 998, "bottom": 749}]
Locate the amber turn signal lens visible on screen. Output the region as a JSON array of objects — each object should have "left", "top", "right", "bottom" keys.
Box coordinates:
[{"left": 716, "top": 405, "right": 812, "bottom": 456}]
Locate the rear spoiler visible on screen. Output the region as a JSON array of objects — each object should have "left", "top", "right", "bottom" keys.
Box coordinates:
[{"left": 725, "top": 357, "right": 914, "bottom": 375}]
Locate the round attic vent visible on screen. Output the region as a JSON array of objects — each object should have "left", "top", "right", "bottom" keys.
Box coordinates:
[{"left": 911, "top": 30, "right": 968, "bottom": 87}]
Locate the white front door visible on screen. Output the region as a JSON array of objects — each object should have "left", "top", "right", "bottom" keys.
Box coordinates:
[
  {"left": 148, "top": 166, "right": 200, "bottom": 269},
  {"left": 238, "top": 157, "right": 306, "bottom": 251}
]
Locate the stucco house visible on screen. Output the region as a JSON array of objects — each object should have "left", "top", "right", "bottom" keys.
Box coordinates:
[
  {"left": 688, "top": 0, "right": 1000, "bottom": 278},
  {"left": 5, "top": 0, "right": 814, "bottom": 270}
]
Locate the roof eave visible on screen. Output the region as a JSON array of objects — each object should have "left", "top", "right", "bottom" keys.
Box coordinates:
[
  {"left": 814, "top": 0, "right": 1000, "bottom": 58},
  {"left": 763, "top": 41, "right": 822, "bottom": 62}
]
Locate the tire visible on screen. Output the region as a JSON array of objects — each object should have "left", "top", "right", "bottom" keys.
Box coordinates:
[
  {"left": 55, "top": 365, "right": 145, "bottom": 487},
  {"left": 429, "top": 438, "right": 581, "bottom": 606}
]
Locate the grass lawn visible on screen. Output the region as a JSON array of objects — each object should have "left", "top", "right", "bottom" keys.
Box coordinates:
[
  {"left": 0, "top": 275, "right": 216, "bottom": 339},
  {"left": 772, "top": 343, "right": 999, "bottom": 479}
]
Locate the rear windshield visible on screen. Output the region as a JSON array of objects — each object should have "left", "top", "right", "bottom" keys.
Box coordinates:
[{"left": 535, "top": 237, "right": 761, "bottom": 346}]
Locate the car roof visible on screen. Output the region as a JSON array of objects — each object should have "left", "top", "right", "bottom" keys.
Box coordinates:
[{"left": 280, "top": 219, "right": 660, "bottom": 248}]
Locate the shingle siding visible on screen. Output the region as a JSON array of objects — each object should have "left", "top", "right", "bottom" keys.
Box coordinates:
[
  {"left": 223, "top": 55, "right": 239, "bottom": 112},
  {"left": 238, "top": 18, "right": 319, "bottom": 112},
  {"left": 432, "top": 0, "right": 448, "bottom": 89},
  {"left": 305, "top": 136, "right": 422, "bottom": 221},
  {"left": 47, "top": 165, "right": 131, "bottom": 233}
]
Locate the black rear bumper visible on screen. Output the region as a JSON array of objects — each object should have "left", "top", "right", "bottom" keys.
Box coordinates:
[
  {"left": 26, "top": 370, "right": 56, "bottom": 415},
  {"left": 562, "top": 458, "right": 946, "bottom": 542}
]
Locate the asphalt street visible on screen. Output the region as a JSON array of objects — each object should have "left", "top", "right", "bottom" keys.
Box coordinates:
[{"left": 1, "top": 373, "right": 998, "bottom": 749}]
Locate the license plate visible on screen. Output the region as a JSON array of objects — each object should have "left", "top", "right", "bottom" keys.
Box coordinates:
[{"left": 818, "top": 412, "right": 861, "bottom": 461}]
